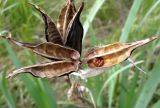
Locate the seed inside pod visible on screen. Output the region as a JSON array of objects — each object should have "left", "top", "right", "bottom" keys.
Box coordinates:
[{"left": 87, "top": 57, "right": 104, "bottom": 68}]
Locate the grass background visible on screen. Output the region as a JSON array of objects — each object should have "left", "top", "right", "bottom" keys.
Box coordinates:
[{"left": 0, "top": 0, "right": 160, "bottom": 108}]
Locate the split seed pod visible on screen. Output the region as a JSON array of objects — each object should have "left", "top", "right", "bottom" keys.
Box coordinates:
[
  {"left": 3, "top": 36, "right": 80, "bottom": 60},
  {"left": 57, "top": 0, "right": 76, "bottom": 37},
  {"left": 84, "top": 37, "right": 157, "bottom": 68},
  {"left": 7, "top": 61, "right": 80, "bottom": 78},
  {"left": 64, "top": 2, "right": 84, "bottom": 54},
  {"left": 31, "top": 3, "right": 63, "bottom": 45}
]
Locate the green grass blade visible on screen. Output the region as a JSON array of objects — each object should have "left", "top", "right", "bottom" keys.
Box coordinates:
[
  {"left": 134, "top": 56, "right": 160, "bottom": 108},
  {"left": 83, "top": 0, "right": 106, "bottom": 40},
  {"left": 0, "top": 3, "right": 18, "bottom": 14},
  {"left": 2, "top": 40, "right": 57, "bottom": 108},
  {"left": 37, "top": 79, "right": 57, "bottom": 108},
  {"left": 2, "top": 40, "right": 21, "bottom": 67},
  {"left": 0, "top": 72, "right": 16, "bottom": 108},
  {"left": 88, "top": 25, "right": 97, "bottom": 47},
  {"left": 151, "top": 100, "right": 160, "bottom": 108},
  {"left": 2, "top": 40, "right": 45, "bottom": 108},
  {"left": 119, "top": 68, "right": 130, "bottom": 108},
  {"left": 125, "top": 71, "right": 139, "bottom": 108},
  {"left": 119, "top": 0, "right": 144, "bottom": 42},
  {"left": 108, "top": 68, "right": 117, "bottom": 108},
  {"left": 97, "top": 61, "right": 144, "bottom": 106},
  {"left": 140, "top": 0, "right": 160, "bottom": 26}
]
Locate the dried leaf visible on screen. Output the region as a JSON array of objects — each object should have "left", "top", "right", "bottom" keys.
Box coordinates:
[
  {"left": 57, "top": 0, "right": 76, "bottom": 38},
  {"left": 84, "top": 37, "right": 157, "bottom": 68},
  {"left": 31, "top": 3, "right": 63, "bottom": 45},
  {"left": 64, "top": 2, "right": 84, "bottom": 54},
  {"left": 7, "top": 61, "right": 80, "bottom": 78},
  {"left": 3, "top": 36, "right": 80, "bottom": 60}
]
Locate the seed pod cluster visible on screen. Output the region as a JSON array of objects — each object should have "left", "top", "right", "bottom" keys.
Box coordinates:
[{"left": 1, "top": 0, "right": 157, "bottom": 79}]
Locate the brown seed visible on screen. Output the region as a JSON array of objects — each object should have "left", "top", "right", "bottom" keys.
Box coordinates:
[{"left": 87, "top": 57, "right": 104, "bottom": 68}]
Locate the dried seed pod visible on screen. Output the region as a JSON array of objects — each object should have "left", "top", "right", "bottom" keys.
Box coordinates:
[
  {"left": 64, "top": 2, "right": 84, "bottom": 54},
  {"left": 7, "top": 61, "right": 80, "bottom": 78},
  {"left": 31, "top": 3, "right": 63, "bottom": 45},
  {"left": 84, "top": 37, "right": 157, "bottom": 68},
  {"left": 57, "top": 0, "right": 76, "bottom": 38},
  {"left": 3, "top": 36, "right": 80, "bottom": 60}
]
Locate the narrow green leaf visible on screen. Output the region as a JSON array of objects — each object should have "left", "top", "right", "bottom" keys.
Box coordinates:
[
  {"left": 88, "top": 24, "right": 97, "bottom": 47},
  {"left": 140, "top": 0, "right": 160, "bottom": 26},
  {"left": 108, "top": 68, "right": 117, "bottom": 108},
  {"left": 37, "top": 79, "right": 57, "bottom": 108},
  {"left": 125, "top": 71, "right": 139, "bottom": 108},
  {"left": 97, "top": 61, "right": 144, "bottom": 106},
  {"left": 83, "top": 0, "right": 106, "bottom": 40},
  {"left": 134, "top": 56, "right": 160, "bottom": 108},
  {"left": 151, "top": 100, "right": 160, "bottom": 108},
  {"left": 119, "top": 68, "right": 129, "bottom": 108},
  {"left": 0, "top": 3, "right": 18, "bottom": 14},
  {"left": 119, "top": 0, "right": 144, "bottom": 42},
  {"left": 0, "top": 72, "right": 16, "bottom": 108},
  {"left": 2, "top": 40, "right": 57, "bottom": 108}
]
